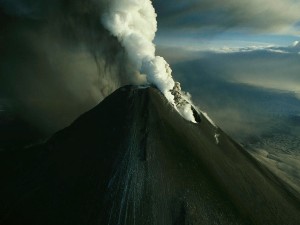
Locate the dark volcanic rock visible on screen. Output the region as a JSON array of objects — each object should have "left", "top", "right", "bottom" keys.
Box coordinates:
[{"left": 0, "top": 85, "right": 299, "bottom": 225}]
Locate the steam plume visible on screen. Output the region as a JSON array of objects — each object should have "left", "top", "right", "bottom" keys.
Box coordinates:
[
  {"left": 101, "top": 0, "right": 196, "bottom": 122},
  {"left": 0, "top": 0, "right": 198, "bottom": 136}
]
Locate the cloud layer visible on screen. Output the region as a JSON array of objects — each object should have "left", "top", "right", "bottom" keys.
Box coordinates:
[
  {"left": 206, "top": 43, "right": 300, "bottom": 97},
  {"left": 153, "top": 0, "right": 300, "bottom": 35}
]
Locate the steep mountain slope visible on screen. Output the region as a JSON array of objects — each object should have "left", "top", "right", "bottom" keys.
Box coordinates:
[{"left": 0, "top": 85, "right": 299, "bottom": 225}]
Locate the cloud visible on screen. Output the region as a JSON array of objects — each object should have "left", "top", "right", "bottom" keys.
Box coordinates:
[
  {"left": 212, "top": 41, "right": 300, "bottom": 54},
  {"left": 206, "top": 43, "right": 300, "bottom": 96},
  {"left": 153, "top": 0, "right": 300, "bottom": 34}
]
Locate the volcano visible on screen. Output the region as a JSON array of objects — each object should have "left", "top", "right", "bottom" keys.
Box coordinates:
[{"left": 0, "top": 85, "right": 299, "bottom": 225}]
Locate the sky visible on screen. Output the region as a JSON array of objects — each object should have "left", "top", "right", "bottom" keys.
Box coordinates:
[{"left": 153, "top": 0, "right": 300, "bottom": 50}]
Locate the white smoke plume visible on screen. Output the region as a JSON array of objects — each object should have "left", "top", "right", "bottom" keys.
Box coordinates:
[
  {"left": 0, "top": 0, "right": 198, "bottom": 136},
  {"left": 101, "top": 0, "right": 196, "bottom": 123}
]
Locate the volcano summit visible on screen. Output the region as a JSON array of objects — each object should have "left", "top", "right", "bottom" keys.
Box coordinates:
[{"left": 0, "top": 85, "right": 299, "bottom": 225}]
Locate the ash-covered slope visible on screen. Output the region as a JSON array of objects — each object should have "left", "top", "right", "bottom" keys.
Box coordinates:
[{"left": 0, "top": 85, "right": 299, "bottom": 225}]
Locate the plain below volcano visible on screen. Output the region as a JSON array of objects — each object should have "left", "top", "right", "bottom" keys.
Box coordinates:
[{"left": 0, "top": 85, "right": 299, "bottom": 225}]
